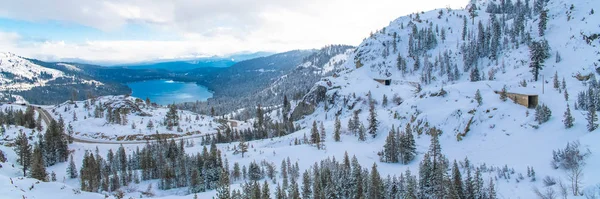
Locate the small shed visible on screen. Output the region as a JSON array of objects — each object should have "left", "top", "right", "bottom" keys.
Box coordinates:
[
  {"left": 495, "top": 91, "right": 538, "bottom": 108},
  {"left": 374, "top": 79, "right": 391, "bottom": 86}
]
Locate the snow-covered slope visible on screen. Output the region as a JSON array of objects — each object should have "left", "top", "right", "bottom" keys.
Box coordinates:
[
  {"left": 47, "top": 95, "right": 252, "bottom": 142},
  {"left": 287, "top": 0, "right": 600, "bottom": 197},
  {"left": 0, "top": 52, "right": 65, "bottom": 91}
]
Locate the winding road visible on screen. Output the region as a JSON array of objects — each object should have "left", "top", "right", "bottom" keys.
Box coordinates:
[{"left": 34, "top": 107, "right": 215, "bottom": 145}]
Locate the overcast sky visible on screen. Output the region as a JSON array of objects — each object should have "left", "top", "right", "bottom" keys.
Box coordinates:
[{"left": 0, "top": 0, "right": 467, "bottom": 64}]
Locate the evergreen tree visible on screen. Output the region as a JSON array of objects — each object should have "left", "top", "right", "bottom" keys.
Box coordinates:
[
  {"left": 587, "top": 103, "right": 598, "bottom": 132},
  {"left": 475, "top": 89, "right": 483, "bottom": 106},
  {"left": 261, "top": 181, "right": 271, "bottom": 199},
  {"left": 238, "top": 139, "right": 248, "bottom": 158},
  {"left": 529, "top": 40, "right": 549, "bottom": 81},
  {"left": 367, "top": 99, "right": 378, "bottom": 138},
  {"left": 470, "top": 67, "right": 480, "bottom": 82},
  {"left": 310, "top": 121, "right": 321, "bottom": 149},
  {"left": 538, "top": 9, "right": 548, "bottom": 36},
  {"left": 563, "top": 104, "right": 575, "bottom": 128},
  {"left": 67, "top": 154, "right": 78, "bottom": 178},
  {"left": 553, "top": 71, "right": 560, "bottom": 89},
  {"left": 334, "top": 116, "right": 341, "bottom": 142},
  {"left": 30, "top": 144, "right": 47, "bottom": 181},
  {"left": 14, "top": 131, "right": 31, "bottom": 176},
  {"left": 368, "top": 163, "right": 384, "bottom": 199},
  {"left": 164, "top": 104, "right": 180, "bottom": 130},
  {"left": 500, "top": 85, "right": 508, "bottom": 101},
  {"left": 400, "top": 125, "right": 417, "bottom": 164},
  {"left": 319, "top": 122, "right": 326, "bottom": 144},
  {"left": 383, "top": 129, "right": 399, "bottom": 163},
  {"left": 358, "top": 123, "right": 366, "bottom": 141},
  {"left": 215, "top": 169, "right": 231, "bottom": 199},
  {"left": 450, "top": 161, "right": 465, "bottom": 199},
  {"left": 534, "top": 103, "right": 552, "bottom": 124},
  {"left": 301, "top": 171, "right": 312, "bottom": 198}
]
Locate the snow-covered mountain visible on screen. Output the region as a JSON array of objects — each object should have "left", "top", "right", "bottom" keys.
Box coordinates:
[
  {"left": 1, "top": 0, "right": 600, "bottom": 198},
  {"left": 0, "top": 52, "right": 65, "bottom": 91}
]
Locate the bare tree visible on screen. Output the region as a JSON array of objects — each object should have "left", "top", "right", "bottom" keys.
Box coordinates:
[
  {"left": 558, "top": 180, "right": 568, "bottom": 199},
  {"left": 533, "top": 186, "right": 557, "bottom": 199},
  {"left": 551, "top": 141, "right": 591, "bottom": 196}
]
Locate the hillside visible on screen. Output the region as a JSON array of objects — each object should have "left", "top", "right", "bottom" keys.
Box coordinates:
[{"left": 1, "top": 0, "right": 600, "bottom": 198}]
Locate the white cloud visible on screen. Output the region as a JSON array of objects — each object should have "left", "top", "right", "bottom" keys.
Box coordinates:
[{"left": 0, "top": 0, "right": 467, "bottom": 63}]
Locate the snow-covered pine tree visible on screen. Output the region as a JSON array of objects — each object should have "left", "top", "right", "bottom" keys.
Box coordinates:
[
  {"left": 475, "top": 89, "right": 482, "bottom": 106},
  {"left": 14, "top": 131, "right": 31, "bottom": 176},
  {"left": 400, "top": 124, "right": 417, "bottom": 164},
  {"left": 500, "top": 85, "right": 508, "bottom": 101},
  {"left": 450, "top": 160, "right": 465, "bottom": 199},
  {"left": 383, "top": 129, "right": 399, "bottom": 163},
  {"left": 553, "top": 71, "right": 560, "bottom": 89},
  {"left": 319, "top": 122, "right": 326, "bottom": 144},
  {"left": 358, "top": 123, "right": 366, "bottom": 141},
  {"left": 215, "top": 169, "right": 231, "bottom": 199},
  {"left": 30, "top": 144, "right": 47, "bottom": 181},
  {"left": 368, "top": 99, "right": 378, "bottom": 138},
  {"left": 67, "top": 154, "right": 78, "bottom": 178},
  {"left": 310, "top": 121, "right": 320, "bottom": 149},
  {"left": 334, "top": 116, "right": 341, "bottom": 142},
  {"left": 538, "top": 9, "right": 548, "bottom": 36},
  {"left": 563, "top": 104, "right": 574, "bottom": 128},
  {"left": 587, "top": 103, "right": 598, "bottom": 132}
]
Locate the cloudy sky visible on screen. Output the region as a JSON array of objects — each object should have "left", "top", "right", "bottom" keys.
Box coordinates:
[{"left": 0, "top": 0, "right": 466, "bottom": 64}]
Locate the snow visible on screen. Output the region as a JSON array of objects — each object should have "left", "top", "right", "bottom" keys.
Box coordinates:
[
  {"left": 1, "top": 0, "right": 600, "bottom": 198},
  {"left": 0, "top": 52, "right": 65, "bottom": 91},
  {"left": 47, "top": 95, "right": 252, "bottom": 142},
  {"left": 57, "top": 63, "right": 82, "bottom": 72}
]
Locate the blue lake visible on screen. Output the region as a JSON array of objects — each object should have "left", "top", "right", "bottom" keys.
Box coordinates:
[{"left": 127, "top": 80, "right": 212, "bottom": 105}]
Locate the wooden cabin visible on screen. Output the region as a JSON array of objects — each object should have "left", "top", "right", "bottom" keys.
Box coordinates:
[
  {"left": 373, "top": 78, "right": 391, "bottom": 86},
  {"left": 495, "top": 91, "right": 538, "bottom": 108}
]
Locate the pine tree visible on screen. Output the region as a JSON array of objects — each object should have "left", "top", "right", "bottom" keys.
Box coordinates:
[
  {"left": 164, "top": 104, "right": 180, "bottom": 130},
  {"left": 382, "top": 94, "right": 388, "bottom": 107},
  {"left": 500, "top": 85, "right": 508, "bottom": 101},
  {"left": 262, "top": 181, "right": 271, "bottom": 199},
  {"left": 215, "top": 169, "right": 231, "bottom": 199},
  {"left": 367, "top": 99, "right": 378, "bottom": 138},
  {"left": 383, "top": 130, "right": 399, "bottom": 163},
  {"left": 400, "top": 124, "right": 417, "bottom": 164},
  {"left": 538, "top": 9, "right": 548, "bottom": 36},
  {"left": 310, "top": 121, "right": 320, "bottom": 149},
  {"left": 301, "top": 170, "right": 312, "bottom": 198},
  {"left": 529, "top": 40, "right": 549, "bottom": 81},
  {"left": 334, "top": 116, "right": 341, "bottom": 142},
  {"left": 563, "top": 104, "right": 574, "bottom": 128},
  {"left": 238, "top": 139, "right": 248, "bottom": 158},
  {"left": 475, "top": 89, "right": 483, "bottom": 106},
  {"left": 450, "top": 161, "right": 465, "bottom": 199},
  {"left": 358, "top": 123, "right": 366, "bottom": 141},
  {"left": 587, "top": 103, "right": 598, "bottom": 132},
  {"left": 319, "top": 122, "right": 326, "bottom": 144},
  {"left": 368, "top": 163, "right": 384, "bottom": 199},
  {"left": 488, "top": 178, "right": 497, "bottom": 199},
  {"left": 470, "top": 67, "right": 480, "bottom": 82},
  {"left": 67, "top": 154, "right": 78, "bottom": 178},
  {"left": 553, "top": 71, "right": 560, "bottom": 89},
  {"left": 30, "top": 144, "right": 47, "bottom": 181},
  {"left": 14, "top": 131, "right": 31, "bottom": 176}
]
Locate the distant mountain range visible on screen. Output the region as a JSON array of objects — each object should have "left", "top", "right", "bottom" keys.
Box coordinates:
[{"left": 116, "top": 51, "right": 274, "bottom": 71}]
